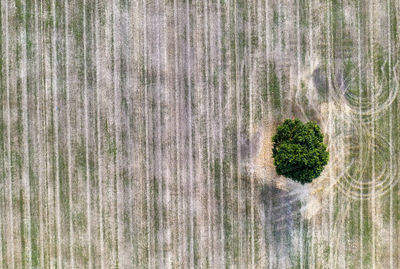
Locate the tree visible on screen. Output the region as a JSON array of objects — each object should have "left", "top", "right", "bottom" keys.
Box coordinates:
[{"left": 272, "top": 119, "right": 329, "bottom": 184}]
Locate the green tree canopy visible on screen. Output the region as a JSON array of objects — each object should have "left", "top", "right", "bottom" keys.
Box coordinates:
[{"left": 272, "top": 119, "right": 329, "bottom": 184}]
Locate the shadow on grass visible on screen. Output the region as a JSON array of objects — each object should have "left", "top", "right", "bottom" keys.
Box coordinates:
[{"left": 260, "top": 182, "right": 305, "bottom": 267}]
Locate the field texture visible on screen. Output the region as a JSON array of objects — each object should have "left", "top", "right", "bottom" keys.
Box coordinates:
[{"left": 1, "top": 0, "right": 400, "bottom": 268}]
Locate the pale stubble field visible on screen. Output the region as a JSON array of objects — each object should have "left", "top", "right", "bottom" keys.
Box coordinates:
[{"left": 0, "top": 0, "right": 399, "bottom": 268}]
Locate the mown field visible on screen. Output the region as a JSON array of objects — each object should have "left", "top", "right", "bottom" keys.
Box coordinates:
[{"left": 0, "top": 0, "right": 400, "bottom": 268}]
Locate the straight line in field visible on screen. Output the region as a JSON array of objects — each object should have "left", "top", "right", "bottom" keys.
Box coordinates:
[
  {"left": 0, "top": 181, "right": 2, "bottom": 267},
  {"left": 38, "top": 2, "right": 55, "bottom": 261},
  {"left": 309, "top": 0, "right": 314, "bottom": 60},
  {"left": 0, "top": 3, "right": 5, "bottom": 266},
  {"left": 45, "top": 4, "right": 53, "bottom": 266},
  {"left": 162, "top": 0, "right": 171, "bottom": 267},
  {"left": 180, "top": 13, "right": 188, "bottom": 263},
  {"left": 127, "top": 76, "right": 135, "bottom": 267},
  {"left": 338, "top": 1, "right": 345, "bottom": 267},
  {"left": 248, "top": 2, "right": 255, "bottom": 267},
  {"left": 173, "top": 0, "right": 179, "bottom": 266},
  {"left": 64, "top": 0, "right": 75, "bottom": 267},
  {"left": 208, "top": 0, "right": 217, "bottom": 265},
  {"left": 112, "top": 1, "right": 121, "bottom": 266},
  {"left": 233, "top": 0, "right": 242, "bottom": 266},
  {"left": 397, "top": 3, "right": 400, "bottom": 268},
  {"left": 264, "top": 0, "right": 273, "bottom": 267},
  {"left": 82, "top": 0, "right": 92, "bottom": 267},
  {"left": 265, "top": 0, "right": 271, "bottom": 116},
  {"left": 36, "top": 1, "right": 46, "bottom": 266},
  {"left": 187, "top": 0, "right": 195, "bottom": 266},
  {"left": 357, "top": 0, "right": 363, "bottom": 267},
  {"left": 133, "top": 4, "right": 144, "bottom": 267},
  {"left": 3, "top": 0, "right": 15, "bottom": 266},
  {"left": 277, "top": 0, "right": 283, "bottom": 116},
  {"left": 308, "top": 1, "right": 315, "bottom": 266},
  {"left": 128, "top": 2, "right": 135, "bottom": 266},
  {"left": 143, "top": 0, "right": 153, "bottom": 267},
  {"left": 181, "top": 0, "right": 188, "bottom": 266},
  {"left": 368, "top": 0, "right": 376, "bottom": 267},
  {"left": 202, "top": 0, "right": 214, "bottom": 267},
  {"left": 43, "top": 1, "right": 50, "bottom": 267},
  {"left": 216, "top": 0, "right": 226, "bottom": 267},
  {"left": 387, "top": 0, "right": 394, "bottom": 267},
  {"left": 256, "top": 0, "right": 264, "bottom": 264},
  {"left": 196, "top": 2, "right": 205, "bottom": 266},
  {"left": 119, "top": 4, "right": 135, "bottom": 266},
  {"left": 395, "top": 2, "right": 400, "bottom": 269},
  {"left": 326, "top": 0, "right": 334, "bottom": 268},
  {"left": 203, "top": 1, "right": 212, "bottom": 267},
  {"left": 192, "top": 3, "right": 201, "bottom": 263},
  {"left": 94, "top": 1, "right": 104, "bottom": 267},
  {"left": 51, "top": 0, "right": 62, "bottom": 266},
  {"left": 173, "top": 1, "right": 183, "bottom": 266},
  {"left": 156, "top": 0, "right": 165, "bottom": 266},
  {"left": 226, "top": 0, "right": 235, "bottom": 266},
  {"left": 21, "top": 0, "right": 32, "bottom": 266},
  {"left": 210, "top": 0, "right": 216, "bottom": 264},
  {"left": 0, "top": 29, "right": 3, "bottom": 261}
]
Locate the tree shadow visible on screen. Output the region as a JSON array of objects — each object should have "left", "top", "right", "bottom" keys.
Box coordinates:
[{"left": 260, "top": 182, "right": 305, "bottom": 267}]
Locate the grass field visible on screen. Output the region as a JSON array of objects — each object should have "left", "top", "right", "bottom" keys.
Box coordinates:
[{"left": 0, "top": 0, "right": 400, "bottom": 268}]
